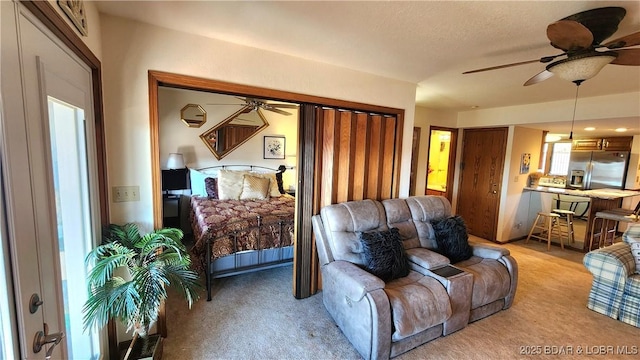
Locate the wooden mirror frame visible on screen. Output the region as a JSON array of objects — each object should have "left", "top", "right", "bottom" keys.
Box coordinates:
[
  {"left": 180, "top": 103, "right": 207, "bottom": 128},
  {"left": 199, "top": 105, "right": 269, "bottom": 160}
]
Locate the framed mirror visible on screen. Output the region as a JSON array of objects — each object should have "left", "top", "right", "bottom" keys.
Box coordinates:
[
  {"left": 181, "top": 103, "right": 207, "bottom": 128},
  {"left": 200, "top": 105, "right": 269, "bottom": 160}
]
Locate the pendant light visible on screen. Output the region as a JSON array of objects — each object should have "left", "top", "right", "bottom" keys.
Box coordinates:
[{"left": 568, "top": 80, "right": 582, "bottom": 140}]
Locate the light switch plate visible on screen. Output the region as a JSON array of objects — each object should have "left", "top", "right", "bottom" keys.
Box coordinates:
[{"left": 113, "top": 186, "right": 140, "bottom": 202}]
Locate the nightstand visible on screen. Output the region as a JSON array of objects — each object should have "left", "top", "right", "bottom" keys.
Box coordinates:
[
  {"left": 286, "top": 190, "right": 295, "bottom": 197},
  {"left": 161, "top": 168, "right": 189, "bottom": 229},
  {"left": 163, "top": 194, "right": 182, "bottom": 229}
]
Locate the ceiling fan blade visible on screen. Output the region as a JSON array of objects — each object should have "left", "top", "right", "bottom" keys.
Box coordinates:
[
  {"left": 462, "top": 54, "right": 564, "bottom": 75},
  {"left": 547, "top": 20, "right": 593, "bottom": 51},
  {"left": 463, "top": 59, "right": 542, "bottom": 74},
  {"left": 604, "top": 31, "right": 640, "bottom": 49},
  {"left": 523, "top": 70, "right": 554, "bottom": 86},
  {"left": 268, "top": 103, "right": 299, "bottom": 109},
  {"left": 562, "top": 7, "right": 626, "bottom": 45},
  {"left": 610, "top": 48, "right": 640, "bottom": 66},
  {"left": 264, "top": 107, "right": 292, "bottom": 116}
]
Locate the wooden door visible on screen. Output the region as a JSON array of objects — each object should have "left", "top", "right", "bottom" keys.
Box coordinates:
[
  {"left": 457, "top": 128, "right": 507, "bottom": 241},
  {"left": 313, "top": 107, "right": 402, "bottom": 209}
]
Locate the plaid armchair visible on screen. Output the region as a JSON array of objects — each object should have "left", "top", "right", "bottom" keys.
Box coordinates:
[{"left": 583, "top": 224, "right": 640, "bottom": 328}]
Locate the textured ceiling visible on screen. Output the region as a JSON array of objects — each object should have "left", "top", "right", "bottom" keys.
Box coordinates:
[{"left": 95, "top": 1, "right": 640, "bottom": 134}]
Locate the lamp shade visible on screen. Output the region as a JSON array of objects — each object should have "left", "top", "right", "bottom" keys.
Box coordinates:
[
  {"left": 546, "top": 52, "right": 617, "bottom": 82},
  {"left": 166, "top": 153, "right": 185, "bottom": 169}
]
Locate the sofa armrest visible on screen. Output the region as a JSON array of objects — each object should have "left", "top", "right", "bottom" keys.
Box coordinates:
[
  {"left": 584, "top": 242, "right": 635, "bottom": 279},
  {"left": 323, "top": 260, "right": 385, "bottom": 302},
  {"left": 406, "top": 247, "right": 450, "bottom": 270},
  {"left": 470, "top": 243, "right": 510, "bottom": 259}
]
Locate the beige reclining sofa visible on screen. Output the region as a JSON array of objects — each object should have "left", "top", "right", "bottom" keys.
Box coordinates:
[{"left": 311, "top": 196, "right": 518, "bottom": 359}]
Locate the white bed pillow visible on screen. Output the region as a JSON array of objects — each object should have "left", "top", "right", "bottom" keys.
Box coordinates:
[
  {"left": 240, "top": 175, "right": 270, "bottom": 200},
  {"left": 189, "top": 168, "right": 208, "bottom": 196},
  {"left": 250, "top": 171, "right": 281, "bottom": 198},
  {"left": 218, "top": 170, "right": 249, "bottom": 200}
]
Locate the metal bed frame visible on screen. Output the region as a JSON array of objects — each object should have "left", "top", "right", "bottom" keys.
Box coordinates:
[{"left": 204, "top": 215, "right": 294, "bottom": 301}]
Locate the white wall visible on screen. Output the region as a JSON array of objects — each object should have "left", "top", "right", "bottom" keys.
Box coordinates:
[
  {"left": 158, "top": 87, "right": 299, "bottom": 189},
  {"left": 457, "top": 92, "right": 640, "bottom": 128},
  {"left": 497, "top": 126, "right": 545, "bottom": 242},
  {"left": 100, "top": 15, "right": 417, "bottom": 230}
]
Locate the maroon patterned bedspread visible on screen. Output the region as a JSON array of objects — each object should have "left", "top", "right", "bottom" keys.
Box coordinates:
[{"left": 189, "top": 196, "right": 295, "bottom": 272}]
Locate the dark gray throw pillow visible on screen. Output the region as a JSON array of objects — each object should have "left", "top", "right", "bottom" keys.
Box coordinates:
[
  {"left": 204, "top": 177, "right": 218, "bottom": 199},
  {"left": 359, "top": 227, "right": 410, "bottom": 282},
  {"left": 431, "top": 215, "right": 473, "bottom": 263}
]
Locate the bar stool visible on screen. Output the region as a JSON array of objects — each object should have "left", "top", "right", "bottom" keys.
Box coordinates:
[
  {"left": 526, "top": 212, "right": 564, "bottom": 250},
  {"left": 552, "top": 209, "right": 575, "bottom": 244},
  {"left": 588, "top": 206, "right": 640, "bottom": 250}
]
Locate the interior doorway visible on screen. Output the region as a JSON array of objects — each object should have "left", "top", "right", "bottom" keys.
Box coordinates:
[
  {"left": 456, "top": 127, "right": 508, "bottom": 241},
  {"left": 425, "top": 126, "right": 458, "bottom": 202}
]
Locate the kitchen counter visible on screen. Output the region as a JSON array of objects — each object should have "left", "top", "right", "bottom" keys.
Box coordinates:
[
  {"left": 524, "top": 186, "right": 640, "bottom": 252},
  {"left": 524, "top": 186, "right": 640, "bottom": 200}
]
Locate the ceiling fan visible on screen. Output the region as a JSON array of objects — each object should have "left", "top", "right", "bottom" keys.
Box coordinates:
[
  {"left": 208, "top": 96, "right": 298, "bottom": 116},
  {"left": 463, "top": 7, "right": 640, "bottom": 86}
]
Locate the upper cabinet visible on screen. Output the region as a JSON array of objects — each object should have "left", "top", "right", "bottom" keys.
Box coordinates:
[
  {"left": 602, "top": 137, "right": 633, "bottom": 151},
  {"left": 572, "top": 138, "right": 601, "bottom": 151},
  {"left": 572, "top": 136, "right": 632, "bottom": 152}
]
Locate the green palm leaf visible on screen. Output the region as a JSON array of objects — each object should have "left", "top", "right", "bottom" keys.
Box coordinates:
[{"left": 83, "top": 223, "right": 201, "bottom": 337}]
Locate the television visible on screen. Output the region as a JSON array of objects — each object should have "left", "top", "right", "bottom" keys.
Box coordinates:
[{"left": 161, "top": 168, "right": 189, "bottom": 191}]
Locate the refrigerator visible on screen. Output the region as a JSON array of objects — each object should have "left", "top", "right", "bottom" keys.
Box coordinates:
[{"left": 566, "top": 151, "right": 630, "bottom": 190}]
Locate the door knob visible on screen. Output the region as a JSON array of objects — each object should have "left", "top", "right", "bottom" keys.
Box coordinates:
[{"left": 33, "top": 323, "right": 64, "bottom": 359}]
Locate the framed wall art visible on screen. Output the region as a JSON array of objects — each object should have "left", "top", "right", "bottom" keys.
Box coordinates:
[
  {"left": 58, "top": 0, "right": 88, "bottom": 36},
  {"left": 520, "top": 153, "right": 531, "bottom": 174},
  {"left": 264, "top": 136, "right": 285, "bottom": 159}
]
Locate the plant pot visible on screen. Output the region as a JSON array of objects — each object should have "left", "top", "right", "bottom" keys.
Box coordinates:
[{"left": 118, "top": 334, "right": 163, "bottom": 360}]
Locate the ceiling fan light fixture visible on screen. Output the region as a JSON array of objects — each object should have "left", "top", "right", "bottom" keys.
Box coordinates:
[{"left": 546, "top": 51, "right": 617, "bottom": 82}]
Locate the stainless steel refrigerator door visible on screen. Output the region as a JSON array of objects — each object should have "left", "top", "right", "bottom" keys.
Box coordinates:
[
  {"left": 567, "top": 151, "right": 592, "bottom": 189},
  {"left": 589, "top": 151, "right": 629, "bottom": 189}
]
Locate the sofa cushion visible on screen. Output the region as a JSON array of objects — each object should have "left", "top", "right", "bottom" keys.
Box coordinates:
[
  {"left": 406, "top": 196, "right": 452, "bottom": 249},
  {"left": 455, "top": 256, "right": 511, "bottom": 309},
  {"left": 359, "top": 228, "right": 410, "bottom": 282},
  {"left": 382, "top": 198, "right": 420, "bottom": 249},
  {"left": 384, "top": 271, "right": 451, "bottom": 341},
  {"left": 431, "top": 215, "right": 473, "bottom": 263},
  {"left": 622, "top": 224, "right": 640, "bottom": 274},
  {"left": 320, "top": 199, "right": 387, "bottom": 265}
]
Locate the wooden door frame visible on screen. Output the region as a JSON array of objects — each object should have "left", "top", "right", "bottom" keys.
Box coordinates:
[
  {"left": 148, "top": 71, "right": 404, "bottom": 301},
  {"left": 426, "top": 126, "right": 458, "bottom": 202},
  {"left": 409, "top": 127, "right": 421, "bottom": 196}
]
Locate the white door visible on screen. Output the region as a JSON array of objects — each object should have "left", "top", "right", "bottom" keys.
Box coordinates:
[{"left": 1, "top": 2, "right": 103, "bottom": 359}]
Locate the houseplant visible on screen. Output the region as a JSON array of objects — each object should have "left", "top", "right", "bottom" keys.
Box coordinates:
[{"left": 83, "top": 223, "right": 200, "bottom": 359}]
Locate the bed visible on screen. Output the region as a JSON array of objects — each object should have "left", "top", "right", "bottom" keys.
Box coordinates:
[{"left": 187, "top": 165, "right": 295, "bottom": 301}]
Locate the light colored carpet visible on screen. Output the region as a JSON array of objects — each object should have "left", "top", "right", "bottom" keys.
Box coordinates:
[{"left": 164, "top": 237, "right": 640, "bottom": 359}]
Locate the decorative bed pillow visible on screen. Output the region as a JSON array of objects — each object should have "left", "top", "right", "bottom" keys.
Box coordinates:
[
  {"left": 217, "top": 170, "right": 248, "bottom": 200},
  {"left": 250, "top": 172, "right": 281, "bottom": 197},
  {"left": 359, "top": 228, "right": 410, "bottom": 282},
  {"left": 204, "top": 177, "right": 218, "bottom": 199},
  {"left": 431, "top": 215, "right": 473, "bottom": 263},
  {"left": 240, "top": 175, "right": 270, "bottom": 200}
]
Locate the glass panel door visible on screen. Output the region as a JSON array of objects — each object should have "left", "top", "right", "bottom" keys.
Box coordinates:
[{"left": 47, "top": 97, "right": 99, "bottom": 359}]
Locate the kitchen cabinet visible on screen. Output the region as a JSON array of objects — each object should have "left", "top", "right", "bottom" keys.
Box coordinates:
[
  {"left": 572, "top": 136, "right": 632, "bottom": 151},
  {"left": 602, "top": 136, "right": 633, "bottom": 151},
  {"left": 572, "top": 138, "right": 601, "bottom": 151}
]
